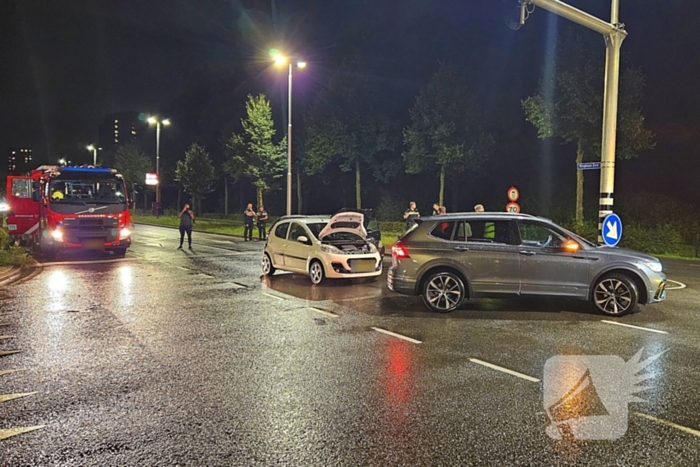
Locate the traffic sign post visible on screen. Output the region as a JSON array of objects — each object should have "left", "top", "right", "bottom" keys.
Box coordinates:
[
  {"left": 507, "top": 187, "right": 520, "bottom": 202},
  {"left": 602, "top": 213, "right": 622, "bottom": 247},
  {"left": 506, "top": 202, "right": 521, "bottom": 213}
]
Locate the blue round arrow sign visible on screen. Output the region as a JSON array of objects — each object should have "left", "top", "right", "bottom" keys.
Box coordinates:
[{"left": 602, "top": 213, "right": 622, "bottom": 247}]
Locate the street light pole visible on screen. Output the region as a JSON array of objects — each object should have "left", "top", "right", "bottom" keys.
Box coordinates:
[
  {"left": 287, "top": 62, "right": 293, "bottom": 216},
  {"left": 521, "top": 0, "right": 627, "bottom": 241},
  {"left": 156, "top": 121, "right": 161, "bottom": 204}
]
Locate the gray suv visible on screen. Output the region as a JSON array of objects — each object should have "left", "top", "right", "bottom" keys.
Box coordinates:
[{"left": 387, "top": 213, "right": 667, "bottom": 316}]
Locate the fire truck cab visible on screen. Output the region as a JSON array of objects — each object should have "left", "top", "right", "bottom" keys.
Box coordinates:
[{"left": 5, "top": 165, "right": 134, "bottom": 260}]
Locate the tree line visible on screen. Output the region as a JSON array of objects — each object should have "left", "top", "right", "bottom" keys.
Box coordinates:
[{"left": 113, "top": 32, "right": 654, "bottom": 223}]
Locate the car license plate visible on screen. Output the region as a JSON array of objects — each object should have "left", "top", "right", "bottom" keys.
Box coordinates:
[
  {"left": 352, "top": 259, "right": 375, "bottom": 273},
  {"left": 82, "top": 239, "right": 104, "bottom": 250}
]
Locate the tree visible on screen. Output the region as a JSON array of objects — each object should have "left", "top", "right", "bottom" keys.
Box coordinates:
[
  {"left": 403, "top": 63, "right": 492, "bottom": 206},
  {"left": 176, "top": 143, "right": 216, "bottom": 214},
  {"left": 522, "top": 31, "right": 655, "bottom": 225},
  {"left": 224, "top": 94, "right": 286, "bottom": 208},
  {"left": 113, "top": 143, "right": 153, "bottom": 210},
  {"left": 304, "top": 65, "right": 398, "bottom": 209}
]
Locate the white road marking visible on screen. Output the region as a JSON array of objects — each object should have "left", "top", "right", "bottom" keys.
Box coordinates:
[
  {"left": 634, "top": 412, "right": 700, "bottom": 438},
  {"left": 371, "top": 327, "right": 422, "bottom": 344},
  {"left": 228, "top": 282, "right": 246, "bottom": 289},
  {"left": 41, "top": 257, "right": 136, "bottom": 267},
  {"left": 601, "top": 320, "right": 668, "bottom": 334},
  {"left": 0, "top": 425, "right": 46, "bottom": 441},
  {"left": 262, "top": 292, "right": 286, "bottom": 301},
  {"left": 178, "top": 267, "right": 190, "bottom": 271},
  {"left": 210, "top": 240, "right": 235, "bottom": 244},
  {"left": 666, "top": 280, "right": 687, "bottom": 290},
  {"left": 198, "top": 273, "right": 214, "bottom": 278},
  {"left": 468, "top": 358, "right": 540, "bottom": 383},
  {"left": 146, "top": 243, "right": 162, "bottom": 247},
  {"left": 0, "top": 369, "right": 25, "bottom": 377},
  {"left": 308, "top": 307, "right": 339, "bottom": 318},
  {"left": 0, "top": 335, "right": 16, "bottom": 340}
]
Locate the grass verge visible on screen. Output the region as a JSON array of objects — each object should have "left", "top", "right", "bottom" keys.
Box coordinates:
[{"left": 0, "top": 227, "right": 31, "bottom": 267}]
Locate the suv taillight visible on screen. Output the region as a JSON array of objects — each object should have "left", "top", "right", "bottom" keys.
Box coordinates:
[{"left": 392, "top": 243, "right": 410, "bottom": 259}]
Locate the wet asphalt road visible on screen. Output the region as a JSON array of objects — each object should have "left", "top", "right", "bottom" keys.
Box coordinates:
[{"left": 1, "top": 224, "right": 699, "bottom": 466}]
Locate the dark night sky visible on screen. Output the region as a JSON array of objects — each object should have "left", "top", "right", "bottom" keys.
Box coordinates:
[{"left": 1, "top": 0, "right": 699, "bottom": 202}]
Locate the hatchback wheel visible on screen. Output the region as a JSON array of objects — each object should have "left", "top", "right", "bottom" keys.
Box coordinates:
[
  {"left": 261, "top": 252, "right": 276, "bottom": 276},
  {"left": 593, "top": 273, "right": 638, "bottom": 316},
  {"left": 309, "top": 260, "right": 325, "bottom": 285},
  {"left": 422, "top": 271, "right": 465, "bottom": 313}
]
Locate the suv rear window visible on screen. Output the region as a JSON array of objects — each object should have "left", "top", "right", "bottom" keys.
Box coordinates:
[{"left": 429, "top": 221, "right": 457, "bottom": 240}]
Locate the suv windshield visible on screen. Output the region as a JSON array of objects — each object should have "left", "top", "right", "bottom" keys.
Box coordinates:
[{"left": 49, "top": 179, "right": 126, "bottom": 204}]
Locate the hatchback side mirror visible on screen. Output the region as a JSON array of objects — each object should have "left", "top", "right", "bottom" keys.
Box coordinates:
[{"left": 297, "top": 235, "right": 309, "bottom": 244}]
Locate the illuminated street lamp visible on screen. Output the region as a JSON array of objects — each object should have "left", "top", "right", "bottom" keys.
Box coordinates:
[
  {"left": 147, "top": 116, "right": 171, "bottom": 204},
  {"left": 272, "top": 51, "right": 306, "bottom": 216},
  {"left": 87, "top": 145, "right": 100, "bottom": 166}
]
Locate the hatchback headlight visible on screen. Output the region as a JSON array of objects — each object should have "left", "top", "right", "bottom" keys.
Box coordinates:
[
  {"left": 320, "top": 244, "right": 342, "bottom": 254},
  {"left": 646, "top": 261, "right": 663, "bottom": 273}
]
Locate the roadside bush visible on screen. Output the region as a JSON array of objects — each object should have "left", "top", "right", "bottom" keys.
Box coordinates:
[
  {"left": 620, "top": 224, "right": 685, "bottom": 256},
  {"left": 0, "top": 227, "right": 29, "bottom": 266}
]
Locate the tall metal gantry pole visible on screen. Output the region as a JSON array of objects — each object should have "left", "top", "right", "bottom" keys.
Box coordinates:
[{"left": 520, "top": 0, "right": 627, "bottom": 241}]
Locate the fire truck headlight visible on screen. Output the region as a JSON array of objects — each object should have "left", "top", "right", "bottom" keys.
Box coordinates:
[
  {"left": 119, "top": 228, "right": 131, "bottom": 240},
  {"left": 0, "top": 202, "right": 8, "bottom": 212},
  {"left": 51, "top": 229, "right": 63, "bottom": 242}
]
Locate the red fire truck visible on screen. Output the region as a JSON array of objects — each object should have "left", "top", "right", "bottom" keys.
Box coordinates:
[{"left": 5, "top": 165, "right": 134, "bottom": 259}]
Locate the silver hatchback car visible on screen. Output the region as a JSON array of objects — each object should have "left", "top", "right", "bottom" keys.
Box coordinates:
[{"left": 387, "top": 213, "right": 667, "bottom": 316}]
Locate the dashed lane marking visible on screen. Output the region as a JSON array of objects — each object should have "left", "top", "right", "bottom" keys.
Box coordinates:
[
  {"left": 228, "top": 282, "right": 246, "bottom": 289},
  {"left": 468, "top": 358, "right": 540, "bottom": 383},
  {"left": 262, "top": 292, "right": 286, "bottom": 301},
  {"left": 0, "top": 323, "right": 12, "bottom": 327},
  {"left": 0, "top": 369, "right": 25, "bottom": 377},
  {"left": 308, "top": 307, "right": 339, "bottom": 318},
  {"left": 0, "top": 392, "right": 36, "bottom": 403},
  {"left": 0, "top": 425, "right": 46, "bottom": 441},
  {"left": 601, "top": 320, "right": 668, "bottom": 334},
  {"left": 146, "top": 243, "right": 162, "bottom": 247},
  {"left": 666, "top": 280, "right": 687, "bottom": 290},
  {"left": 634, "top": 412, "right": 700, "bottom": 438},
  {"left": 371, "top": 327, "right": 422, "bottom": 344},
  {"left": 0, "top": 350, "right": 21, "bottom": 357},
  {"left": 178, "top": 267, "right": 190, "bottom": 271},
  {"left": 0, "top": 336, "right": 16, "bottom": 340},
  {"left": 198, "top": 273, "right": 214, "bottom": 278}
]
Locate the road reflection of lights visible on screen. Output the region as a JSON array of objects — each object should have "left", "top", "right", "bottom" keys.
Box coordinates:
[
  {"left": 47, "top": 270, "right": 68, "bottom": 312},
  {"left": 118, "top": 266, "right": 134, "bottom": 307},
  {"left": 381, "top": 339, "right": 416, "bottom": 446},
  {"left": 119, "top": 266, "right": 133, "bottom": 287}
]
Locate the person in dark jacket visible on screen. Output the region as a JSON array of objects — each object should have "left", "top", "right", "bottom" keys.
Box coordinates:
[
  {"left": 178, "top": 203, "right": 195, "bottom": 250},
  {"left": 257, "top": 205, "right": 268, "bottom": 240},
  {"left": 403, "top": 201, "right": 420, "bottom": 230},
  {"left": 243, "top": 203, "right": 256, "bottom": 241}
]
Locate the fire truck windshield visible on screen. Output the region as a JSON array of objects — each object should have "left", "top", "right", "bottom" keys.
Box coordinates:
[{"left": 49, "top": 179, "right": 126, "bottom": 205}]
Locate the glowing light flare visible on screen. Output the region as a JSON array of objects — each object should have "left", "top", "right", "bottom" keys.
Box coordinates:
[
  {"left": 147, "top": 117, "right": 157, "bottom": 125},
  {"left": 48, "top": 270, "right": 68, "bottom": 293},
  {"left": 297, "top": 61, "right": 307, "bottom": 69},
  {"left": 119, "top": 266, "right": 133, "bottom": 287}
]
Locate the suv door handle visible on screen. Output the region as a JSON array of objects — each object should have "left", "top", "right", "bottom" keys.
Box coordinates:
[
  {"left": 453, "top": 246, "right": 469, "bottom": 251},
  {"left": 519, "top": 250, "right": 536, "bottom": 256}
]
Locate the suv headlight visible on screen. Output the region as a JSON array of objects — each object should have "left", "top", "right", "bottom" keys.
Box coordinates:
[
  {"left": 320, "top": 244, "right": 342, "bottom": 254},
  {"left": 646, "top": 261, "right": 663, "bottom": 273}
]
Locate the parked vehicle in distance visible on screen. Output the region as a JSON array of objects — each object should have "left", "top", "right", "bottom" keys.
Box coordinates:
[
  {"left": 387, "top": 213, "right": 667, "bottom": 316},
  {"left": 262, "top": 212, "right": 382, "bottom": 284},
  {"left": 336, "top": 207, "right": 385, "bottom": 256},
  {"left": 5, "top": 165, "right": 134, "bottom": 259}
]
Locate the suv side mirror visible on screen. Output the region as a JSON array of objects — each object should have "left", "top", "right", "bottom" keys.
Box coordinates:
[
  {"left": 563, "top": 239, "right": 580, "bottom": 253},
  {"left": 297, "top": 235, "right": 309, "bottom": 244}
]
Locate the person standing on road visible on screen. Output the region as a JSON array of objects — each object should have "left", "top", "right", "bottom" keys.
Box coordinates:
[
  {"left": 403, "top": 201, "right": 420, "bottom": 230},
  {"left": 178, "top": 203, "right": 195, "bottom": 250},
  {"left": 257, "top": 205, "right": 268, "bottom": 240},
  {"left": 243, "top": 203, "right": 256, "bottom": 241},
  {"left": 474, "top": 204, "right": 495, "bottom": 239}
]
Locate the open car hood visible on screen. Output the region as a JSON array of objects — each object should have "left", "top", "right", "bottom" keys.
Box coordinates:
[{"left": 318, "top": 212, "right": 367, "bottom": 239}]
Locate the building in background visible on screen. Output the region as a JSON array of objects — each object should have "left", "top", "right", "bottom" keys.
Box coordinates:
[
  {"left": 98, "top": 111, "right": 147, "bottom": 155},
  {"left": 7, "top": 148, "right": 33, "bottom": 174}
]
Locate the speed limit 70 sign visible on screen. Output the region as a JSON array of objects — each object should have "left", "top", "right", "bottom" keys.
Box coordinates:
[{"left": 506, "top": 202, "right": 521, "bottom": 213}]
